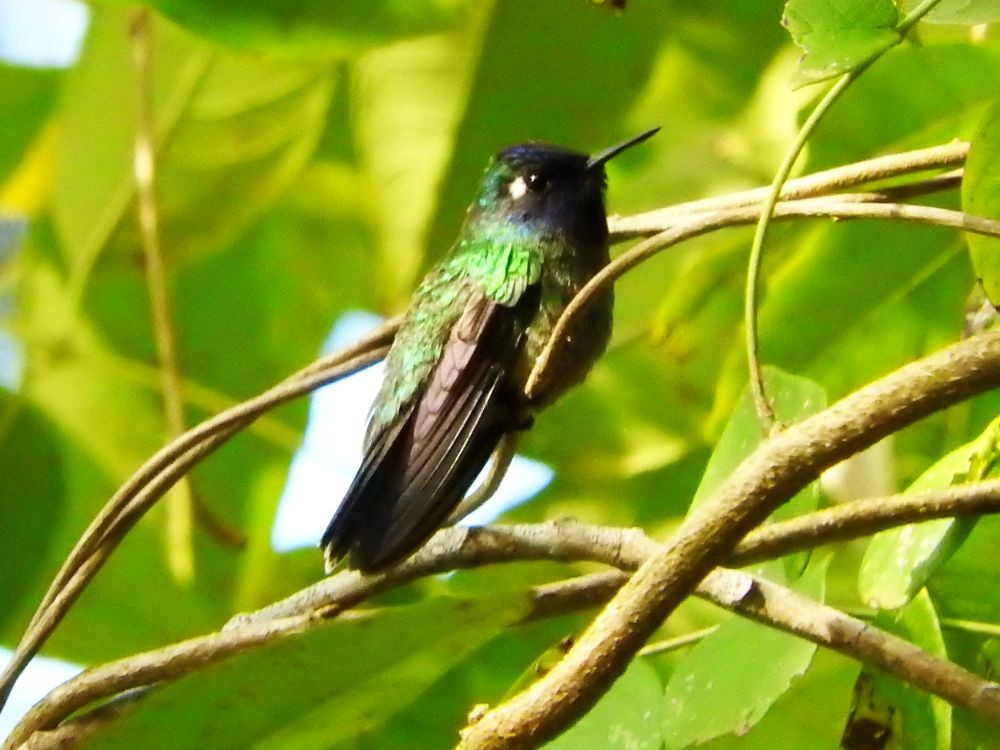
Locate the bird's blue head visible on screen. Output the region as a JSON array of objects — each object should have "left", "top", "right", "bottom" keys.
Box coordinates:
[{"left": 469, "top": 128, "right": 659, "bottom": 241}]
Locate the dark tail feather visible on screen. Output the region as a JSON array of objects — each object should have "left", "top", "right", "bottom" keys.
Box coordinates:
[{"left": 322, "top": 292, "right": 531, "bottom": 574}]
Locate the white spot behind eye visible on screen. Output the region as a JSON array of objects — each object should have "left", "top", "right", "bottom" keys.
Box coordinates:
[{"left": 509, "top": 176, "right": 527, "bottom": 200}]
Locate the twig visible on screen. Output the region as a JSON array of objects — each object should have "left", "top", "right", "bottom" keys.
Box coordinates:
[
  {"left": 461, "top": 330, "right": 1000, "bottom": 748},
  {"left": 230, "top": 479, "right": 1000, "bottom": 628},
  {"left": 609, "top": 141, "right": 967, "bottom": 238},
  {"left": 129, "top": 9, "right": 198, "bottom": 579},
  {"left": 638, "top": 626, "right": 717, "bottom": 657},
  {"left": 731, "top": 479, "right": 1000, "bottom": 565},
  {"left": 745, "top": 74, "right": 858, "bottom": 430}
]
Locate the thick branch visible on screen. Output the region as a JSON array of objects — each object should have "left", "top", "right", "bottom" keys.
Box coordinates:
[
  {"left": 461, "top": 331, "right": 1000, "bottom": 748},
  {"left": 20, "top": 496, "right": 1000, "bottom": 747}
]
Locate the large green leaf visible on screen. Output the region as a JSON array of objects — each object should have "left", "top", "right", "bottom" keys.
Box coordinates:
[
  {"left": 806, "top": 43, "right": 1000, "bottom": 170},
  {"left": 692, "top": 366, "right": 826, "bottom": 577},
  {"left": 74, "top": 595, "right": 528, "bottom": 749},
  {"left": 352, "top": 19, "right": 483, "bottom": 307}
]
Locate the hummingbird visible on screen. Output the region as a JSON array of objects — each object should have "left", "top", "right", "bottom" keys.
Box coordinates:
[{"left": 322, "top": 127, "right": 659, "bottom": 573}]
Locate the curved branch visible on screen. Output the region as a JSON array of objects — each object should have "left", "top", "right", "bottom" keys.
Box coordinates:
[
  {"left": 17, "top": 479, "right": 1000, "bottom": 748},
  {"left": 462, "top": 330, "right": 1000, "bottom": 748},
  {"left": 0, "top": 323, "right": 396, "bottom": 712},
  {"left": 527, "top": 197, "right": 1000, "bottom": 401}
]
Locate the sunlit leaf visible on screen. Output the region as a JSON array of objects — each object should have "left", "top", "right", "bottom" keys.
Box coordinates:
[
  {"left": 783, "top": 0, "right": 899, "bottom": 86},
  {"left": 0, "top": 63, "right": 58, "bottom": 189},
  {"left": 926, "top": 0, "right": 1000, "bottom": 23},
  {"left": 53, "top": 8, "right": 333, "bottom": 277}
]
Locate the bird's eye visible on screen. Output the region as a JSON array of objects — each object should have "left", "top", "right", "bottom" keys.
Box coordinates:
[{"left": 526, "top": 173, "right": 548, "bottom": 192}]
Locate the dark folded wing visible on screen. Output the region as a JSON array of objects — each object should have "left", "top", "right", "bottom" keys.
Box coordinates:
[{"left": 321, "top": 289, "right": 534, "bottom": 572}]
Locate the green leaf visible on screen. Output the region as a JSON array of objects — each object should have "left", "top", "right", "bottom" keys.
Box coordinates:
[
  {"left": 926, "top": 0, "right": 1000, "bottom": 24},
  {"left": 661, "top": 556, "right": 828, "bottom": 748},
  {"left": 859, "top": 416, "right": 1000, "bottom": 610},
  {"left": 121, "top": 0, "right": 473, "bottom": 55},
  {"left": 928, "top": 513, "right": 1000, "bottom": 623},
  {"left": 545, "top": 658, "right": 663, "bottom": 750},
  {"left": 783, "top": 0, "right": 900, "bottom": 86},
  {"left": 963, "top": 96, "right": 1000, "bottom": 306},
  {"left": 693, "top": 366, "right": 826, "bottom": 507},
  {"left": 806, "top": 43, "right": 1000, "bottom": 170},
  {"left": 75, "top": 595, "right": 528, "bottom": 749}
]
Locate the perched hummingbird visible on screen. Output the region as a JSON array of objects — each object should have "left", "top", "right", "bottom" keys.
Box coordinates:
[{"left": 322, "top": 127, "right": 659, "bottom": 573}]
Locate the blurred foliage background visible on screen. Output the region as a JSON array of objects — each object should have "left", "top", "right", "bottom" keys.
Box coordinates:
[{"left": 3, "top": 0, "right": 1000, "bottom": 747}]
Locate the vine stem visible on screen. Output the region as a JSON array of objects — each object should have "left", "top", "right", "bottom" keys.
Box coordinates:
[
  {"left": 129, "top": 9, "right": 197, "bottom": 580},
  {"left": 744, "top": 0, "right": 943, "bottom": 429}
]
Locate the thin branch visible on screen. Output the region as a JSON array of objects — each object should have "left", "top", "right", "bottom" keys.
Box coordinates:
[
  {"left": 445, "top": 432, "right": 520, "bottom": 526},
  {"left": 746, "top": 74, "right": 858, "bottom": 429},
  {"left": 0, "top": 323, "right": 396, "bottom": 712},
  {"left": 526, "top": 196, "right": 1000, "bottom": 401},
  {"left": 698, "top": 567, "right": 1000, "bottom": 725},
  {"left": 609, "top": 141, "right": 968, "bottom": 238},
  {"left": 731, "top": 479, "right": 1000, "bottom": 565},
  {"left": 461, "top": 330, "right": 1000, "bottom": 748},
  {"left": 231, "top": 479, "right": 1000, "bottom": 629},
  {"left": 129, "top": 9, "right": 199, "bottom": 578}
]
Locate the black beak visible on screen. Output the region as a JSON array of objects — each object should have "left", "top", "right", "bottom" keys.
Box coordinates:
[{"left": 586, "top": 126, "right": 660, "bottom": 171}]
